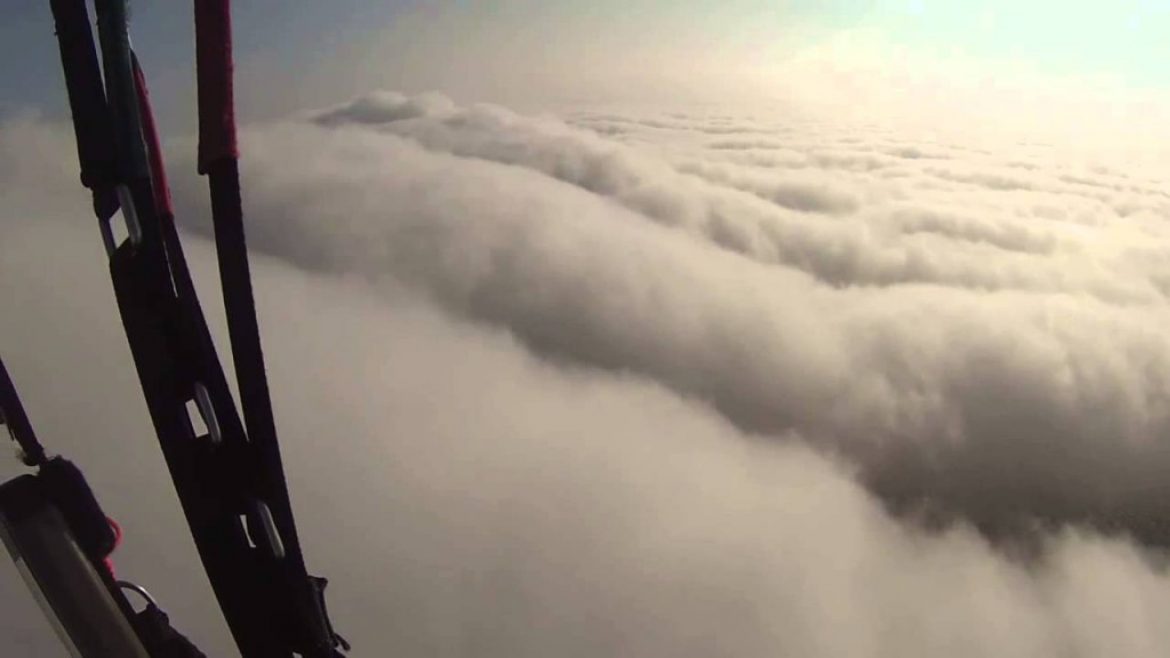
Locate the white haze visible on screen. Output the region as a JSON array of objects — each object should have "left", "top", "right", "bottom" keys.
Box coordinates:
[{"left": 2, "top": 83, "right": 1170, "bottom": 658}]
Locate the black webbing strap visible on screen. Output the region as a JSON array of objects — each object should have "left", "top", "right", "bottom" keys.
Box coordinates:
[
  {"left": 48, "top": 1, "right": 345, "bottom": 656},
  {"left": 196, "top": 1, "right": 347, "bottom": 654},
  {"left": 47, "top": 0, "right": 118, "bottom": 221},
  {"left": 205, "top": 160, "right": 348, "bottom": 657},
  {"left": 133, "top": 602, "right": 209, "bottom": 658},
  {"left": 1, "top": 358, "right": 47, "bottom": 467},
  {"left": 88, "top": 1, "right": 289, "bottom": 654}
]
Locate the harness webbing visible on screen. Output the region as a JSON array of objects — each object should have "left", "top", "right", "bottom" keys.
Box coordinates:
[
  {"left": 46, "top": 1, "right": 346, "bottom": 655},
  {"left": 1, "top": 359, "right": 47, "bottom": 467},
  {"left": 195, "top": 1, "right": 346, "bottom": 653},
  {"left": 48, "top": 0, "right": 117, "bottom": 219}
]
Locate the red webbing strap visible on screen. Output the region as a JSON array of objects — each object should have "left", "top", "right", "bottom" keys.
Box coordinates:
[
  {"left": 131, "top": 53, "right": 173, "bottom": 218},
  {"left": 194, "top": 0, "right": 238, "bottom": 174}
]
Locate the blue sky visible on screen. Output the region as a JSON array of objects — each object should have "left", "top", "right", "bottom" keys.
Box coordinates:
[{"left": 2, "top": 1, "right": 1167, "bottom": 127}]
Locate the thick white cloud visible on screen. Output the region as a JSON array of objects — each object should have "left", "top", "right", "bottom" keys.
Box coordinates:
[
  {"left": 5, "top": 168, "right": 1170, "bottom": 658},
  {"left": 305, "top": 94, "right": 1170, "bottom": 304},
  {"left": 3, "top": 90, "right": 1170, "bottom": 656},
  {"left": 160, "top": 94, "right": 1170, "bottom": 546}
]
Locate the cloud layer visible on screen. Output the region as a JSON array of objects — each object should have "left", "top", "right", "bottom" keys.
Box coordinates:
[
  {"left": 172, "top": 92, "right": 1170, "bottom": 545},
  {"left": 3, "top": 89, "right": 1170, "bottom": 656},
  {"left": 6, "top": 201, "right": 1170, "bottom": 658}
]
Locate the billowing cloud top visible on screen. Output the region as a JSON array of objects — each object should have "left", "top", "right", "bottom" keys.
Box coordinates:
[
  {"left": 2, "top": 89, "right": 1170, "bottom": 656},
  {"left": 289, "top": 91, "right": 1170, "bottom": 542}
]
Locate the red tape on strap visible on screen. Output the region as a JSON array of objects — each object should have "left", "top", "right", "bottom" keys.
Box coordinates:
[{"left": 195, "top": 0, "right": 238, "bottom": 173}]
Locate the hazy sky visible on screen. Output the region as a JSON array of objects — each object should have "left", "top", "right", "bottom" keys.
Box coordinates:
[
  {"left": 4, "top": 1, "right": 1169, "bottom": 126},
  {"left": 0, "top": 0, "right": 419, "bottom": 124}
]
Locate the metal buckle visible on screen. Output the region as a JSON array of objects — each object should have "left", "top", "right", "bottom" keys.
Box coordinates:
[
  {"left": 99, "top": 185, "right": 143, "bottom": 257},
  {"left": 191, "top": 383, "right": 222, "bottom": 446}
]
